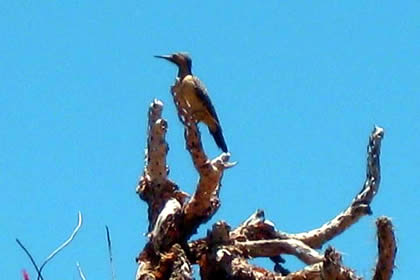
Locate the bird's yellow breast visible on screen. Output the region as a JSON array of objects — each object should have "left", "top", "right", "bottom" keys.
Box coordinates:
[
  {"left": 179, "top": 75, "right": 205, "bottom": 110},
  {"left": 177, "top": 75, "right": 217, "bottom": 129}
]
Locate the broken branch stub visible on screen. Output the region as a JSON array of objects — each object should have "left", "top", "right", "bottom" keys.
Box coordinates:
[
  {"left": 373, "top": 216, "right": 397, "bottom": 280},
  {"left": 137, "top": 99, "right": 188, "bottom": 232}
]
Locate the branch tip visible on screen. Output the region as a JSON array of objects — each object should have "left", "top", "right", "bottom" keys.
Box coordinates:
[
  {"left": 373, "top": 216, "right": 396, "bottom": 280},
  {"left": 38, "top": 211, "right": 83, "bottom": 279},
  {"left": 76, "top": 262, "right": 87, "bottom": 280},
  {"left": 211, "top": 153, "right": 237, "bottom": 170},
  {"left": 372, "top": 125, "right": 384, "bottom": 139}
]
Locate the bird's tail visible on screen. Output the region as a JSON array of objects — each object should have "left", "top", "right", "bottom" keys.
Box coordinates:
[{"left": 209, "top": 125, "right": 228, "bottom": 153}]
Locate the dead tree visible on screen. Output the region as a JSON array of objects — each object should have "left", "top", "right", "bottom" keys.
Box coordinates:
[{"left": 135, "top": 80, "right": 396, "bottom": 280}]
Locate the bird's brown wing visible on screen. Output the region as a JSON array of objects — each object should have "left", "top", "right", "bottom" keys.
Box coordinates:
[
  {"left": 192, "top": 76, "right": 228, "bottom": 152},
  {"left": 192, "top": 76, "right": 220, "bottom": 124}
]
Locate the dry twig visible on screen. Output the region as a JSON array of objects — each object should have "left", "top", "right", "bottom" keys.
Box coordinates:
[
  {"left": 106, "top": 226, "right": 117, "bottom": 280},
  {"left": 76, "top": 262, "right": 87, "bottom": 280},
  {"left": 17, "top": 212, "right": 83, "bottom": 280}
]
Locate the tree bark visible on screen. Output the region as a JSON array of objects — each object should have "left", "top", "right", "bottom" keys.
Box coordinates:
[{"left": 135, "top": 84, "right": 396, "bottom": 280}]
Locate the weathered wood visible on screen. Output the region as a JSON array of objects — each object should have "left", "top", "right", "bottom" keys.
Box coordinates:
[{"left": 135, "top": 98, "right": 395, "bottom": 280}]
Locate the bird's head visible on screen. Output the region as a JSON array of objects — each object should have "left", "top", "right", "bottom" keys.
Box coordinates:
[{"left": 154, "top": 52, "right": 192, "bottom": 78}]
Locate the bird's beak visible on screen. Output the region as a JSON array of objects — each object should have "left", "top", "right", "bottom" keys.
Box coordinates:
[{"left": 154, "top": 54, "right": 175, "bottom": 63}]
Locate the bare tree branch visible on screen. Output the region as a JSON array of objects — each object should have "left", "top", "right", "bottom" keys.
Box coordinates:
[
  {"left": 276, "top": 126, "right": 385, "bottom": 249},
  {"left": 167, "top": 244, "right": 193, "bottom": 280},
  {"left": 201, "top": 223, "right": 361, "bottom": 280},
  {"left": 136, "top": 243, "right": 193, "bottom": 280},
  {"left": 37, "top": 211, "right": 83, "bottom": 279},
  {"left": 188, "top": 126, "right": 387, "bottom": 279},
  {"left": 373, "top": 217, "right": 397, "bottom": 280},
  {"left": 17, "top": 212, "right": 83, "bottom": 280},
  {"left": 216, "top": 252, "right": 281, "bottom": 280},
  {"left": 229, "top": 126, "right": 385, "bottom": 251},
  {"left": 106, "top": 226, "right": 117, "bottom": 280},
  {"left": 235, "top": 239, "right": 323, "bottom": 265},
  {"left": 136, "top": 100, "right": 193, "bottom": 279},
  {"left": 137, "top": 100, "right": 188, "bottom": 232},
  {"left": 76, "top": 262, "right": 87, "bottom": 280},
  {"left": 16, "top": 239, "right": 43, "bottom": 280},
  {"left": 210, "top": 247, "right": 363, "bottom": 280},
  {"left": 230, "top": 209, "right": 282, "bottom": 242},
  {"left": 321, "top": 247, "right": 360, "bottom": 280},
  {"left": 135, "top": 91, "right": 393, "bottom": 280},
  {"left": 149, "top": 198, "right": 183, "bottom": 252},
  {"left": 145, "top": 99, "right": 169, "bottom": 184}
]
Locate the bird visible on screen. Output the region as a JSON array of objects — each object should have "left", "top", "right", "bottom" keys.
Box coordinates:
[{"left": 155, "top": 52, "right": 228, "bottom": 153}]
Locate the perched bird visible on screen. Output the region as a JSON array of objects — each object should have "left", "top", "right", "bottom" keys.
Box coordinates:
[{"left": 155, "top": 52, "right": 228, "bottom": 153}]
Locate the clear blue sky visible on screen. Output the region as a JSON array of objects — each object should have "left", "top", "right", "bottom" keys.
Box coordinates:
[{"left": 1, "top": 1, "right": 418, "bottom": 279}]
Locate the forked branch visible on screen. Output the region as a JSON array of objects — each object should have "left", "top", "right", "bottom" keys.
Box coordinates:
[
  {"left": 136, "top": 95, "right": 395, "bottom": 280},
  {"left": 17, "top": 212, "right": 83, "bottom": 280}
]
